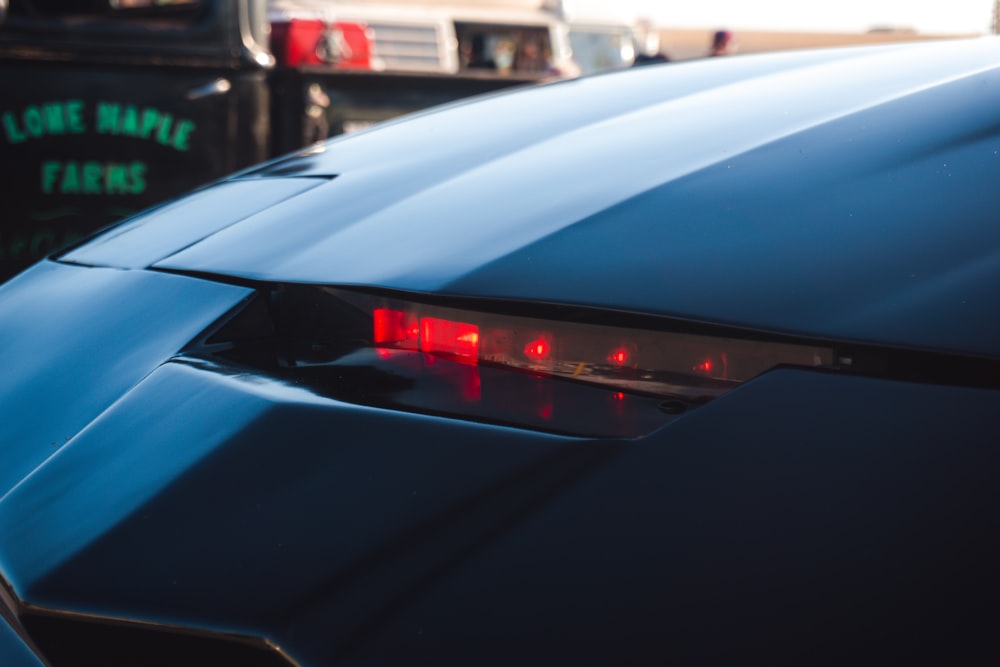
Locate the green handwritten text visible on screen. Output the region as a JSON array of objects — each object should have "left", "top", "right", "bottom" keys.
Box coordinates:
[
  {"left": 41, "top": 160, "right": 147, "bottom": 195},
  {"left": 2, "top": 100, "right": 196, "bottom": 151},
  {"left": 2, "top": 100, "right": 86, "bottom": 143},
  {"left": 95, "top": 102, "right": 195, "bottom": 151}
]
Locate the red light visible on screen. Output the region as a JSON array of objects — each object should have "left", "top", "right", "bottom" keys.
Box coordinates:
[
  {"left": 421, "top": 317, "right": 480, "bottom": 363},
  {"left": 373, "top": 308, "right": 418, "bottom": 348},
  {"left": 608, "top": 348, "right": 630, "bottom": 365},
  {"left": 269, "top": 18, "right": 326, "bottom": 67},
  {"left": 693, "top": 354, "right": 727, "bottom": 377},
  {"left": 269, "top": 19, "right": 372, "bottom": 68},
  {"left": 523, "top": 337, "right": 551, "bottom": 360},
  {"left": 613, "top": 391, "right": 625, "bottom": 400}
]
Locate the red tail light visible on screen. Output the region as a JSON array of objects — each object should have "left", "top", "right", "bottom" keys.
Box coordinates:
[
  {"left": 197, "top": 286, "right": 839, "bottom": 437},
  {"left": 523, "top": 337, "right": 551, "bottom": 360},
  {"left": 420, "top": 317, "right": 479, "bottom": 362},
  {"left": 355, "top": 293, "right": 833, "bottom": 402},
  {"left": 373, "top": 308, "right": 418, "bottom": 348},
  {"left": 606, "top": 345, "right": 637, "bottom": 367}
]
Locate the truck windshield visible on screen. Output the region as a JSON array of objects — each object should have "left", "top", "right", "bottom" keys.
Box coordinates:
[{"left": 455, "top": 22, "right": 553, "bottom": 75}]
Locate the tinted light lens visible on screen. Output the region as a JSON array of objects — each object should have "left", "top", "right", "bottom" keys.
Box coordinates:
[
  {"left": 357, "top": 292, "right": 833, "bottom": 402},
  {"left": 420, "top": 317, "right": 480, "bottom": 362},
  {"left": 373, "top": 307, "right": 418, "bottom": 348}
]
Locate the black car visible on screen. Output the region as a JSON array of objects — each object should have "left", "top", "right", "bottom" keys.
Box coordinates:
[{"left": 2, "top": 37, "right": 1000, "bottom": 666}]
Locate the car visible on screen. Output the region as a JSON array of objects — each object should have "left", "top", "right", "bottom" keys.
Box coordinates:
[{"left": 2, "top": 36, "right": 1000, "bottom": 667}]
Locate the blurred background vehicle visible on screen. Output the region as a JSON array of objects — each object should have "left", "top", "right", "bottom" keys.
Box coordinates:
[{"left": 268, "top": 0, "right": 579, "bottom": 76}]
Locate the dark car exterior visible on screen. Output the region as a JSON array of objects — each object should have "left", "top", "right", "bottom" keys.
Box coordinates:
[{"left": 1, "top": 37, "right": 1000, "bottom": 666}]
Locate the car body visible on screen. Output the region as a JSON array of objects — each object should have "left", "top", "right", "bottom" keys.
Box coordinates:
[{"left": 2, "top": 36, "right": 1000, "bottom": 666}]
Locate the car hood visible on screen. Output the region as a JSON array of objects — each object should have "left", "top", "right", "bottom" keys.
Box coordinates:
[
  {"left": 61, "top": 38, "right": 1000, "bottom": 359},
  {"left": 5, "top": 38, "right": 1000, "bottom": 667}
]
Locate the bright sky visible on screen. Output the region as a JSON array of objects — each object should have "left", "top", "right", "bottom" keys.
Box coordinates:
[{"left": 568, "top": 0, "right": 996, "bottom": 35}]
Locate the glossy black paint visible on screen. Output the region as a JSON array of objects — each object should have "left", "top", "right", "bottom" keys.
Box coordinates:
[
  {"left": 63, "top": 178, "right": 327, "bottom": 270},
  {"left": 65, "top": 38, "right": 1000, "bottom": 358},
  {"left": 0, "top": 618, "right": 43, "bottom": 667},
  {"left": 2, "top": 38, "right": 1000, "bottom": 666},
  {"left": 0, "top": 262, "right": 251, "bottom": 497},
  {"left": 2, "top": 346, "right": 998, "bottom": 664}
]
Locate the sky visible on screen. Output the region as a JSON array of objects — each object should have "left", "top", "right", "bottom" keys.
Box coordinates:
[{"left": 566, "top": 0, "right": 996, "bottom": 35}]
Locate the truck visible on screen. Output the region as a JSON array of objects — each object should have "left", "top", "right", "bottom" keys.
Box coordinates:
[{"left": 0, "top": 0, "right": 597, "bottom": 280}]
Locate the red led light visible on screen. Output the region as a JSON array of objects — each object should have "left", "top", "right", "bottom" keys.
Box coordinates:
[
  {"left": 693, "top": 354, "right": 727, "bottom": 378},
  {"left": 523, "top": 337, "right": 551, "bottom": 360},
  {"left": 373, "top": 308, "right": 418, "bottom": 348},
  {"left": 421, "top": 316, "right": 480, "bottom": 362},
  {"left": 349, "top": 288, "right": 834, "bottom": 411},
  {"left": 607, "top": 348, "right": 630, "bottom": 365}
]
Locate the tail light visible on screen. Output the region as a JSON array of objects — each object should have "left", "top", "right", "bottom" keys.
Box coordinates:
[
  {"left": 270, "top": 19, "right": 372, "bottom": 69},
  {"left": 196, "top": 286, "right": 835, "bottom": 437},
  {"left": 361, "top": 294, "right": 832, "bottom": 402}
]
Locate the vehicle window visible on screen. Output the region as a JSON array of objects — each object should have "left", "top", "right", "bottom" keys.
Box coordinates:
[
  {"left": 455, "top": 22, "right": 553, "bottom": 75},
  {"left": 569, "top": 28, "right": 636, "bottom": 74}
]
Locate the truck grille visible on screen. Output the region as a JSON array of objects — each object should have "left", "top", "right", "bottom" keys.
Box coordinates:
[{"left": 366, "top": 22, "right": 447, "bottom": 72}]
